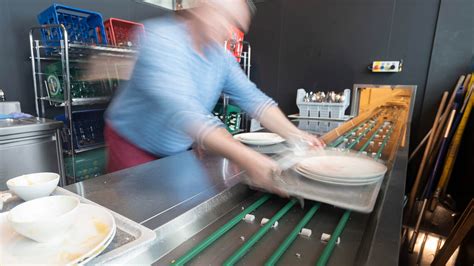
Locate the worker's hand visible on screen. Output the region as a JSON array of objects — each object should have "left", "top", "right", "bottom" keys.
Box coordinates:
[
  {"left": 288, "top": 130, "right": 325, "bottom": 150},
  {"left": 241, "top": 153, "right": 288, "bottom": 197},
  {"left": 300, "top": 131, "right": 326, "bottom": 149}
]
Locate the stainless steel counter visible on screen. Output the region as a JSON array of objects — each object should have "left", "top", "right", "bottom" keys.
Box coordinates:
[
  {"left": 0, "top": 117, "right": 64, "bottom": 188},
  {"left": 66, "top": 151, "right": 244, "bottom": 230},
  {"left": 64, "top": 119, "right": 409, "bottom": 265},
  {"left": 0, "top": 117, "right": 63, "bottom": 135}
]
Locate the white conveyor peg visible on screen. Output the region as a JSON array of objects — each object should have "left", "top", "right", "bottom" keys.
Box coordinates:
[
  {"left": 299, "top": 228, "right": 312, "bottom": 237},
  {"left": 243, "top": 214, "right": 255, "bottom": 223},
  {"left": 260, "top": 218, "right": 278, "bottom": 228},
  {"left": 321, "top": 233, "right": 340, "bottom": 244}
]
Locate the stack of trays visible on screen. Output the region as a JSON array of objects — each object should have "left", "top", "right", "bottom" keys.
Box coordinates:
[{"left": 294, "top": 150, "right": 387, "bottom": 186}]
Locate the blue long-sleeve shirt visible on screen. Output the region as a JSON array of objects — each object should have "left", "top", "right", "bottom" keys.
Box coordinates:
[{"left": 106, "top": 16, "right": 276, "bottom": 157}]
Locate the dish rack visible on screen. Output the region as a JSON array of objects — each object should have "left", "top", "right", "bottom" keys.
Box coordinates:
[
  {"left": 296, "top": 88, "right": 351, "bottom": 119},
  {"left": 296, "top": 120, "right": 343, "bottom": 135}
]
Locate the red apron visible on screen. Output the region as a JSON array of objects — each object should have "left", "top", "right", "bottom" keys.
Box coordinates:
[{"left": 104, "top": 124, "right": 158, "bottom": 173}]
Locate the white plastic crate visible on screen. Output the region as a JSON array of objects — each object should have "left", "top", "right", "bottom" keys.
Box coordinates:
[
  {"left": 297, "top": 120, "right": 342, "bottom": 134},
  {"left": 296, "top": 88, "right": 351, "bottom": 119}
]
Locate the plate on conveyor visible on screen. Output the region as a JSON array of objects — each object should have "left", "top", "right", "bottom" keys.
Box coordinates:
[
  {"left": 0, "top": 204, "right": 116, "bottom": 265},
  {"left": 234, "top": 132, "right": 285, "bottom": 146},
  {"left": 294, "top": 151, "right": 387, "bottom": 185},
  {"left": 294, "top": 168, "right": 382, "bottom": 186},
  {"left": 271, "top": 149, "right": 390, "bottom": 212}
]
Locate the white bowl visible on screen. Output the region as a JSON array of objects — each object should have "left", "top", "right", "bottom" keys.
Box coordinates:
[
  {"left": 7, "top": 172, "right": 60, "bottom": 201},
  {"left": 7, "top": 195, "right": 80, "bottom": 243}
]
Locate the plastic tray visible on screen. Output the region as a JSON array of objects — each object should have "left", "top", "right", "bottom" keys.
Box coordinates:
[
  {"left": 1, "top": 187, "right": 156, "bottom": 264},
  {"left": 272, "top": 149, "right": 386, "bottom": 213}
]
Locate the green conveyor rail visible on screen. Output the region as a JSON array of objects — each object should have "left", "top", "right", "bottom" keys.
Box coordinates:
[
  {"left": 316, "top": 120, "right": 384, "bottom": 266},
  {"left": 223, "top": 199, "right": 298, "bottom": 266},
  {"left": 315, "top": 210, "right": 352, "bottom": 266},
  {"left": 265, "top": 203, "right": 321, "bottom": 266},
  {"left": 172, "top": 194, "right": 271, "bottom": 266},
  {"left": 375, "top": 126, "right": 394, "bottom": 159},
  {"left": 358, "top": 123, "right": 384, "bottom": 152},
  {"left": 330, "top": 119, "right": 372, "bottom": 147},
  {"left": 262, "top": 119, "right": 372, "bottom": 265},
  {"left": 346, "top": 121, "right": 377, "bottom": 150}
]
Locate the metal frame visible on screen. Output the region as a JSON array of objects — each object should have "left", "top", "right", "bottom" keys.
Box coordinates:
[
  {"left": 221, "top": 40, "right": 252, "bottom": 134},
  {"left": 29, "top": 24, "right": 136, "bottom": 184}
]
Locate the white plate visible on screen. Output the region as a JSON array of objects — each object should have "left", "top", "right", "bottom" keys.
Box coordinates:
[
  {"left": 234, "top": 133, "right": 285, "bottom": 146},
  {"left": 297, "top": 153, "right": 387, "bottom": 179},
  {"left": 237, "top": 132, "right": 281, "bottom": 141},
  {"left": 294, "top": 167, "right": 383, "bottom": 183},
  {"left": 0, "top": 203, "right": 116, "bottom": 265},
  {"left": 294, "top": 168, "right": 382, "bottom": 186},
  {"left": 294, "top": 167, "right": 382, "bottom": 182}
]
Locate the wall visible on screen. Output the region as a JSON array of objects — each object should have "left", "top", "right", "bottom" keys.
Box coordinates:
[{"left": 246, "top": 0, "right": 472, "bottom": 149}]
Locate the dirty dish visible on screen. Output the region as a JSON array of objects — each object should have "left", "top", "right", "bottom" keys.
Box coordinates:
[
  {"left": 7, "top": 195, "right": 79, "bottom": 242},
  {"left": 7, "top": 172, "right": 60, "bottom": 201},
  {"left": 1, "top": 203, "right": 116, "bottom": 265}
]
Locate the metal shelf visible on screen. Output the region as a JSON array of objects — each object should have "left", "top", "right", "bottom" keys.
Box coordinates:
[
  {"left": 39, "top": 96, "right": 111, "bottom": 106},
  {"left": 30, "top": 24, "right": 118, "bottom": 184},
  {"left": 64, "top": 143, "right": 106, "bottom": 155},
  {"left": 37, "top": 43, "right": 137, "bottom": 59}
]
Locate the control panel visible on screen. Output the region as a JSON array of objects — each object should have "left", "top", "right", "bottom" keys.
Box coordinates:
[{"left": 370, "top": 60, "right": 403, "bottom": 73}]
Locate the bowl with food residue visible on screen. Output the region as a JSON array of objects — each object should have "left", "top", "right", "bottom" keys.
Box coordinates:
[{"left": 7, "top": 172, "right": 60, "bottom": 201}]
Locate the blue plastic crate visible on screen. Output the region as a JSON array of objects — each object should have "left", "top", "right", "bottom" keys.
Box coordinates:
[{"left": 37, "top": 4, "right": 107, "bottom": 46}]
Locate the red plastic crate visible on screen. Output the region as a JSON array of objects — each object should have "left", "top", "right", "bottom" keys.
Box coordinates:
[
  {"left": 104, "top": 18, "right": 145, "bottom": 47},
  {"left": 226, "top": 26, "right": 244, "bottom": 62}
]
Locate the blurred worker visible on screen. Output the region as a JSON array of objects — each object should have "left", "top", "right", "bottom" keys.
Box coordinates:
[{"left": 105, "top": 0, "right": 323, "bottom": 194}]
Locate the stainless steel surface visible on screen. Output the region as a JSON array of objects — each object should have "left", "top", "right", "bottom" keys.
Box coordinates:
[
  {"left": 0, "top": 117, "right": 62, "bottom": 135},
  {"left": 65, "top": 151, "right": 243, "bottom": 227},
  {"left": 0, "top": 118, "right": 64, "bottom": 189},
  {"left": 39, "top": 96, "right": 111, "bottom": 107},
  {"left": 0, "top": 187, "right": 156, "bottom": 264}
]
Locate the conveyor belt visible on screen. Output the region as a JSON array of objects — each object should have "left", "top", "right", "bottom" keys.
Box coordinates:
[{"left": 165, "top": 106, "right": 405, "bottom": 266}]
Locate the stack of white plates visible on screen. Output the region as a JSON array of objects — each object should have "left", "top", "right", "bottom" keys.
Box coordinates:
[
  {"left": 294, "top": 151, "right": 387, "bottom": 186},
  {"left": 0, "top": 204, "right": 116, "bottom": 265},
  {"left": 234, "top": 132, "right": 285, "bottom": 146}
]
